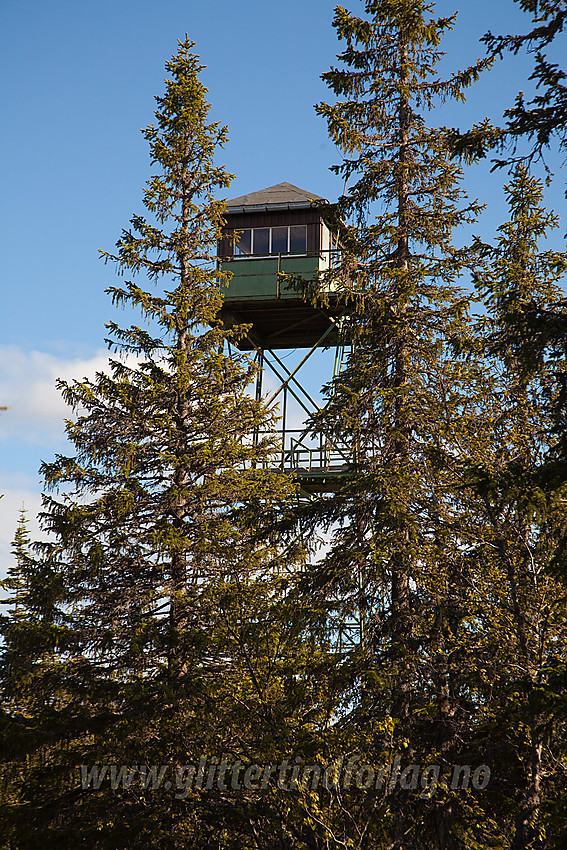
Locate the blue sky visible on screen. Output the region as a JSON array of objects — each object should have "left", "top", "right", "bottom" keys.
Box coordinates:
[{"left": 1, "top": 0, "right": 565, "bottom": 573}]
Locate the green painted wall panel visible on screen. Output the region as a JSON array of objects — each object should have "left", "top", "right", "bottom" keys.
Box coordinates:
[{"left": 220, "top": 256, "right": 322, "bottom": 301}]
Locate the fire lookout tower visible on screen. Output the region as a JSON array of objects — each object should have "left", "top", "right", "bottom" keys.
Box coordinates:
[{"left": 218, "top": 182, "right": 353, "bottom": 493}]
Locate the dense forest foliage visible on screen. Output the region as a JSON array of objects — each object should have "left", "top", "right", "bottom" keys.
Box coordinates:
[{"left": 1, "top": 1, "right": 566, "bottom": 848}]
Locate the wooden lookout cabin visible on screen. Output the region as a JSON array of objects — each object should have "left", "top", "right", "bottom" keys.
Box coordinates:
[
  {"left": 217, "top": 182, "right": 352, "bottom": 492},
  {"left": 217, "top": 182, "right": 341, "bottom": 351}
]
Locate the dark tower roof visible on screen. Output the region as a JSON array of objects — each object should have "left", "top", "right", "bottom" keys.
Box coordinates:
[{"left": 226, "top": 182, "right": 324, "bottom": 213}]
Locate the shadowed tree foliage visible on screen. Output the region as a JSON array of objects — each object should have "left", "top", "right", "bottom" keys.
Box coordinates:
[{"left": 456, "top": 165, "right": 567, "bottom": 849}]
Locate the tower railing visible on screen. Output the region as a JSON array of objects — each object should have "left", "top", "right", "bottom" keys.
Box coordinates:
[{"left": 254, "top": 427, "right": 353, "bottom": 479}]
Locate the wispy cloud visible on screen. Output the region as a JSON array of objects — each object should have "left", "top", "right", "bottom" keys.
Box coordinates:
[
  {"left": 0, "top": 346, "right": 115, "bottom": 578},
  {"left": 0, "top": 346, "right": 111, "bottom": 445}
]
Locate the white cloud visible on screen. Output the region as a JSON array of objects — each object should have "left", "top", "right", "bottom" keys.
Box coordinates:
[
  {"left": 0, "top": 346, "right": 111, "bottom": 445},
  {"left": 0, "top": 346, "right": 117, "bottom": 581}
]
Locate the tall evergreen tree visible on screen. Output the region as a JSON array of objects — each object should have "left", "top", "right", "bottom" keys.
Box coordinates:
[
  {"left": 463, "top": 165, "right": 567, "bottom": 849},
  {"left": 0, "top": 38, "right": 310, "bottom": 848},
  {"left": 286, "top": 2, "right": 498, "bottom": 846},
  {"left": 287, "top": 4, "right": 567, "bottom": 846}
]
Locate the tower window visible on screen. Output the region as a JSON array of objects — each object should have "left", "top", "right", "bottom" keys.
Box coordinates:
[
  {"left": 233, "top": 225, "right": 307, "bottom": 257},
  {"left": 234, "top": 229, "right": 252, "bottom": 256}
]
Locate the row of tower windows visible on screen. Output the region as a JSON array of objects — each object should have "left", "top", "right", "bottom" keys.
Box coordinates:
[{"left": 233, "top": 225, "right": 307, "bottom": 257}]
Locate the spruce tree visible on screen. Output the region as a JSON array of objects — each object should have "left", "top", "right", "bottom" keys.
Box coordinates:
[
  {"left": 286, "top": 4, "right": 567, "bottom": 845},
  {"left": 286, "top": 2, "right": 495, "bottom": 846},
  {"left": 0, "top": 38, "right": 308, "bottom": 848},
  {"left": 463, "top": 165, "right": 567, "bottom": 849}
]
